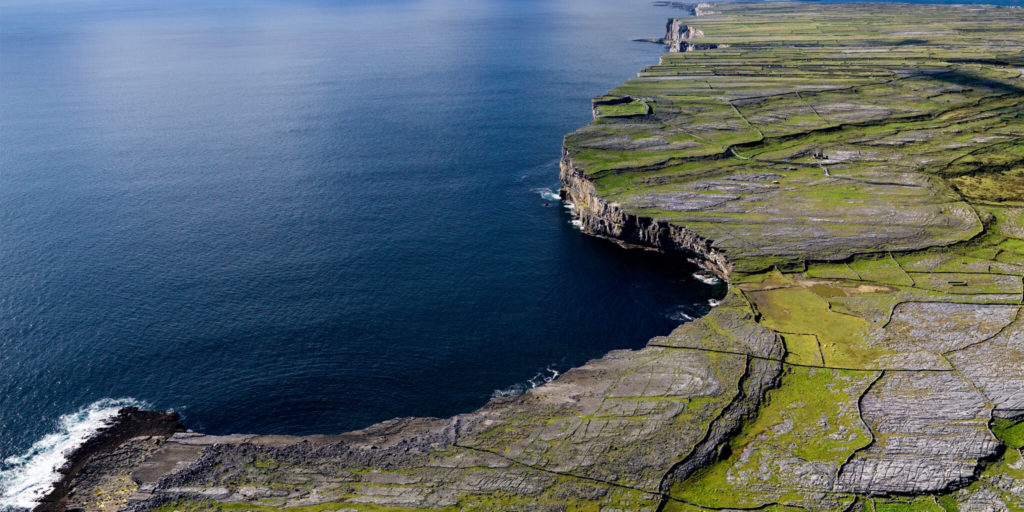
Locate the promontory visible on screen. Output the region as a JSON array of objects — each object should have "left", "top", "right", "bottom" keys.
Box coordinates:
[{"left": 36, "top": 3, "right": 1024, "bottom": 511}]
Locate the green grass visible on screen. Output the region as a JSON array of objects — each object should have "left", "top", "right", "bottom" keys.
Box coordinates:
[
  {"left": 596, "top": 99, "right": 649, "bottom": 117},
  {"left": 668, "top": 366, "right": 874, "bottom": 509},
  {"left": 992, "top": 418, "right": 1024, "bottom": 448},
  {"left": 781, "top": 332, "right": 823, "bottom": 365},
  {"left": 871, "top": 496, "right": 947, "bottom": 512},
  {"left": 152, "top": 500, "right": 455, "bottom": 512},
  {"left": 847, "top": 256, "right": 914, "bottom": 287},
  {"left": 749, "top": 286, "right": 892, "bottom": 368}
]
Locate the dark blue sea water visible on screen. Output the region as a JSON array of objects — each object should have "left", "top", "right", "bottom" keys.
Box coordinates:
[
  {"left": 0, "top": 0, "right": 728, "bottom": 505},
  {"left": 6, "top": 0, "right": 1020, "bottom": 506}
]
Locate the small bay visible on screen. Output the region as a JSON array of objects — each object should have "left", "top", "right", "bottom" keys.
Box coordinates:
[{"left": 0, "top": 0, "right": 720, "bottom": 467}]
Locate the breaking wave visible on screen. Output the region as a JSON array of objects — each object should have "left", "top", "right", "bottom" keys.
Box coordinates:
[
  {"left": 533, "top": 187, "right": 562, "bottom": 202},
  {"left": 667, "top": 308, "right": 696, "bottom": 322},
  {"left": 0, "top": 398, "right": 144, "bottom": 511},
  {"left": 691, "top": 272, "right": 721, "bottom": 285},
  {"left": 667, "top": 303, "right": 700, "bottom": 319},
  {"left": 492, "top": 367, "right": 561, "bottom": 398}
]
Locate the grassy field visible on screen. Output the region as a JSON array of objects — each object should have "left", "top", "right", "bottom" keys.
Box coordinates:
[{"left": 565, "top": 2, "right": 1024, "bottom": 510}]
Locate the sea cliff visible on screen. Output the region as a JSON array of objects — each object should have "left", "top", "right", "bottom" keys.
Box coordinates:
[
  {"left": 34, "top": 2, "right": 1024, "bottom": 511},
  {"left": 559, "top": 151, "right": 731, "bottom": 278}
]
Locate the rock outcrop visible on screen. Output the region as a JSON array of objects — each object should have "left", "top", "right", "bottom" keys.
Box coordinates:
[
  {"left": 637, "top": 19, "right": 717, "bottom": 52},
  {"left": 34, "top": 408, "right": 183, "bottom": 512},
  {"left": 51, "top": 292, "right": 783, "bottom": 512},
  {"left": 661, "top": 19, "right": 706, "bottom": 52},
  {"left": 560, "top": 151, "right": 732, "bottom": 278}
]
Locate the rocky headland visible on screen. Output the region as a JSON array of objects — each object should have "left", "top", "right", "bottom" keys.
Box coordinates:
[{"left": 35, "top": 3, "right": 1024, "bottom": 511}]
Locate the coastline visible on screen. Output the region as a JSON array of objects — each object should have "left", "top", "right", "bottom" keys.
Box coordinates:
[
  {"left": 560, "top": 147, "right": 732, "bottom": 279},
  {"left": 18, "top": 2, "right": 1024, "bottom": 510},
  {"left": 26, "top": 107, "right": 764, "bottom": 512},
  {"left": 32, "top": 409, "right": 182, "bottom": 512}
]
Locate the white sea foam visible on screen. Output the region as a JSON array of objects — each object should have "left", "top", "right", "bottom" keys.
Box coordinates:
[
  {"left": 708, "top": 298, "right": 721, "bottom": 307},
  {"left": 533, "top": 187, "right": 562, "bottom": 202},
  {"left": 570, "top": 219, "right": 583, "bottom": 228},
  {"left": 492, "top": 368, "right": 561, "bottom": 398},
  {"left": 668, "top": 309, "right": 695, "bottom": 322},
  {"left": 0, "top": 398, "right": 144, "bottom": 511},
  {"left": 692, "top": 272, "right": 721, "bottom": 285}
]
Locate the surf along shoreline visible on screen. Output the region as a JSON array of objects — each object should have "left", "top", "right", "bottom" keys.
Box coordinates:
[{"left": 17, "top": 2, "right": 1024, "bottom": 510}]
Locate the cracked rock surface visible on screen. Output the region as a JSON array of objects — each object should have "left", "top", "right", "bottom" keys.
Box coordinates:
[
  {"left": 39, "top": 3, "right": 1024, "bottom": 511},
  {"left": 835, "top": 371, "right": 999, "bottom": 495}
]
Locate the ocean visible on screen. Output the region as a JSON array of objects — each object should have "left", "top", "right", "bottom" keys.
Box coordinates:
[
  {"left": 0, "top": 0, "right": 723, "bottom": 506},
  {"left": 8, "top": 0, "right": 1020, "bottom": 507}
]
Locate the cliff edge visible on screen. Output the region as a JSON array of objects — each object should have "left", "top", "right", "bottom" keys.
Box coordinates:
[{"left": 36, "top": 3, "right": 1024, "bottom": 511}]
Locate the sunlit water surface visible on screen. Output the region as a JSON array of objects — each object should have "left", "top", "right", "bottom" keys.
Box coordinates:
[
  {"left": 0, "top": 1, "right": 729, "bottom": 505},
  {"left": 10, "top": 0, "right": 1018, "bottom": 506}
]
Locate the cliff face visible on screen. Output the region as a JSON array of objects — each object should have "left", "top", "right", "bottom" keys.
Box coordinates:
[
  {"left": 662, "top": 19, "right": 704, "bottom": 52},
  {"left": 636, "top": 19, "right": 715, "bottom": 51},
  {"left": 559, "top": 151, "right": 732, "bottom": 278},
  {"left": 659, "top": 19, "right": 708, "bottom": 51}
]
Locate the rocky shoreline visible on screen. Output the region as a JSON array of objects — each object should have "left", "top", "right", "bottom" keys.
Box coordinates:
[
  {"left": 30, "top": 3, "right": 1024, "bottom": 510},
  {"left": 33, "top": 409, "right": 183, "bottom": 512},
  {"left": 560, "top": 148, "right": 732, "bottom": 279}
]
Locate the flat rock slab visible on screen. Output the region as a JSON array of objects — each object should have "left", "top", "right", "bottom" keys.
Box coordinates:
[
  {"left": 116, "top": 297, "right": 782, "bottom": 511},
  {"left": 870, "top": 302, "right": 1020, "bottom": 369},
  {"left": 668, "top": 366, "right": 875, "bottom": 510},
  {"left": 459, "top": 345, "right": 747, "bottom": 490},
  {"left": 948, "top": 314, "right": 1024, "bottom": 418},
  {"left": 835, "top": 371, "right": 999, "bottom": 494}
]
